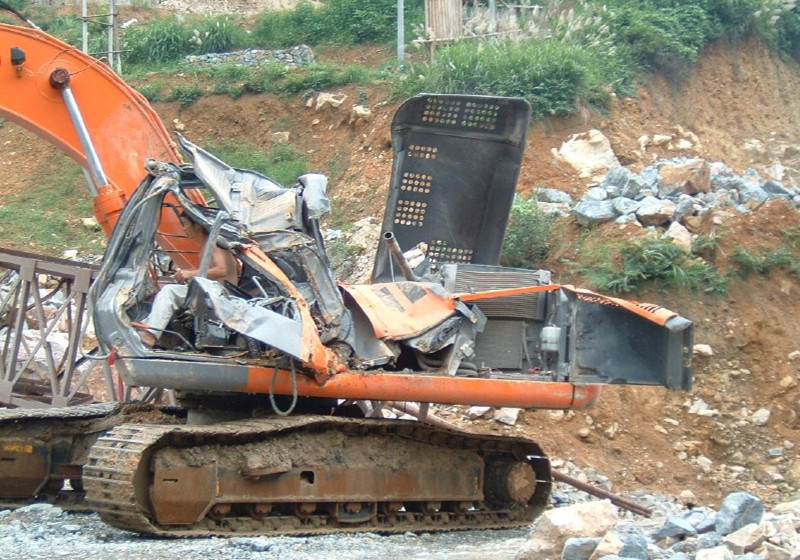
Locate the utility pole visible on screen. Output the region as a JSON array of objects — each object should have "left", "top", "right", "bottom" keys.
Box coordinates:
[{"left": 397, "top": 0, "right": 405, "bottom": 63}]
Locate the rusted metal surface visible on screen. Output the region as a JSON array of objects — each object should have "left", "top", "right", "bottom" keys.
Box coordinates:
[
  {"left": 552, "top": 470, "right": 652, "bottom": 518},
  {"left": 0, "top": 247, "right": 116, "bottom": 407},
  {"left": 0, "top": 403, "right": 119, "bottom": 508},
  {"left": 84, "top": 416, "right": 552, "bottom": 536}
]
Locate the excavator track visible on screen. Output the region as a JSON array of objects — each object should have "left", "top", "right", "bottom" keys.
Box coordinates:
[
  {"left": 0, "top": 403, "right": 184, "bottom": 510},
  {"left": 84, "top": 416, "right": 552, "bottom": 537},
  {"left": 0, "top": 403, "right": 120, "bottom": 510}
]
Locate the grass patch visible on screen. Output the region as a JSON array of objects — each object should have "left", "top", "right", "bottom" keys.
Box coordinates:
[
  {"left": 730, "top": 247, "right": 797, "bottom": 277},
  {"left": 252, "top": 0, "right": 424, "bottom": 47},
  {"left": 396, "top": 34, "right": 633, "bottom": 118},
  {"left": 169, "top": 83, "right": 203, "bottom": 108},
  {"left": 0, "top": 150, "right": 102, "bottom": 254},
  {"left": 126, "top": 62, "right": 377, "bottom": 104},
  {"left": 204, "top": 140, "right": 308, "bottom": 186},
  {"left": 571, "top": 236, "right": 728, "bottom": 295}
]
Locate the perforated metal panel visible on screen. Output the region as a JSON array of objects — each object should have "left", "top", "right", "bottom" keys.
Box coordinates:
[{"left": 372, "top": 94, "right": 532, "bottom": 282}]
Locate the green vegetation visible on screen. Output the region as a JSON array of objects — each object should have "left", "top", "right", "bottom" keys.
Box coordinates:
[
  {"left": 204, "top": 140, "right": 308, "bottom": 186},
  {"left": 500, "top": 197, "right": 557, "bottom": 269},
  {"left": 252, "top": 0, "right": 424, "bottom": 48},
  {"left": 0, "top": 150, "right": 101, "bottom": 253},
  {"left": 727, "top": 225, "right": 800, "bottom": 278},
  {"left": 571, "top": 236, "right": 728, "bottom": 295},
  {"left": 6, "top": 1, "right": 800, "bottom": 121},
  {"left": 132, "top": 62, "right": 376, "bottom": 103},
  {"left": 730, "top": 247, "right": 795, "bottom": 276},
  {"left": 170, "top": 83, "right": 203, "bottom": 108},
  {"left": 398, "top": 1, "right": 800, "bottom": 116}
]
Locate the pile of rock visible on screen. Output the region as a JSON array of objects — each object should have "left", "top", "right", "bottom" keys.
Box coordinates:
[
  {"left": 544, "top": 129, "right": 800, "bottom": 251},
  {"left": 518, "top": 492, "right": 800, "bottom": 560},
  {"left": 567, "top": 158, "right": 800, "bottom": 232},
  {"left": 185, "top": 45, "right": 314, "bottom": 67}
]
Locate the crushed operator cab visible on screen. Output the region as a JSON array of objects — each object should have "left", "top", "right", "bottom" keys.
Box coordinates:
[{"left": 90, "top": 95, "right": 692, "bottom": 403}]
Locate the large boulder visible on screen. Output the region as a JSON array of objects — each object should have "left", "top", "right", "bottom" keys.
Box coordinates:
[
  {"left": 555, "top": 129, "right": 620, "bottom": 177},
  {"left": 516, "top": 500, "right": 619, "bottom": 560},
  {"left": 716, "top": 492, "right": 765, "bottom": 536}
]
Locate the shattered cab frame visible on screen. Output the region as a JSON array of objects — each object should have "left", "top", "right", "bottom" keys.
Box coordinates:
[{"left": 90, "top": 118, "right": 693, "bottom": 410}]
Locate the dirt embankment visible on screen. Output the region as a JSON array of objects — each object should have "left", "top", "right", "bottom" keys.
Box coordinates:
[{"left": 1, "top": 35, "right": 799, "bottom": 507}]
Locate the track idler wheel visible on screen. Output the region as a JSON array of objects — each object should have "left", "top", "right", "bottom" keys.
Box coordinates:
[
  {"left": 484, "top": 458, "right": 537, "bottom": 508},
  {"left": 208, "top": 503, "right": 232, "bottom": 521},
  {"left": 246, "top": 503, "right": 272, "bottom": 519},
  {"left": 293, "top": 503, "right": 316, "bottom": 519}
]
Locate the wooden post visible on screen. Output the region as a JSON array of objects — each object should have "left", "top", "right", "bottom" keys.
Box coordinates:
[{"left": 424, "top": 0, "right": 463, "bottom": 60}]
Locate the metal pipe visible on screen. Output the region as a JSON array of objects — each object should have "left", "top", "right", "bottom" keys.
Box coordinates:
[
  {"left": 243, "top": 367, "right": 602, "bottom": 409},
  {"left": 48, "top": 68, "right": 107, "bottom": 194},
  {"left": 383, "top": 231, "right": 421, "bottom": 281},
  {"left": 552, "top": 470, "right": 652, "bottom": 517}
]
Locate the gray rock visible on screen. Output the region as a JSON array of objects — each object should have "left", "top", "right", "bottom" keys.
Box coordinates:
[
  {"left": 738, "top": 183, "right": 770, "bottom": 204},
  {"left": 654, "top": 516, "right": 698, "bottom": 539},
  {"left": 640, "top": 166, "right": 660, "bottom": 192},
  {"left": 683, "top": 508, "right": 717, "bottom": 533},
  {"left": 696, "top": 532, "right": 724, "bottom": 549},
  {"left": 611, "top": 197, "right": 640, "bottom": 215},
  {"left": 762, "top": 180, "right": 792, "bottom": 197},
  {"left": 602, "top": 165, "right": 632, "bottom": 190},
  {"left": 563, "top": 537, "right": 601, "bottom": 560},
  {"left": 615, "top": 214, "right": 641, "bottom": 226},
  {"left": 716, "top": 492, "right": 765, "bottom": 536},
  {"left": 573, "top": 199, "right": 617, "bottom": 226},
  {"left": 618, "top": 533, "right": 649, "bottom": 560},
  {"left": 673, "top": 194, "right": 697, "bottom": 222},
  {"left": 537, "top": 201, "right": 572, "bottom": 216},
  {"left": 586, "top": 187, "right": 609, "bottom": 201},
  {"left": 533, "top": 187, "right": 573, "bottom": 204}
]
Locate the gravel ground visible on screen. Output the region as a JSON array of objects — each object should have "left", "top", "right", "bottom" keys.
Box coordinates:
[{"left": 0, "top": 505, "right": 528, "bottom": 560}]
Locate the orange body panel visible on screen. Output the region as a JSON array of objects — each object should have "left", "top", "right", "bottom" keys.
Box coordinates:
[
  {"left": 341, "top": 282, "right": 457, "bottom": 338},
  {"left": 0, "top": 23, "right": 202, "bottom": 269},
  {"left": 244, "top": 366, "right": 602, "bottom": 409}
]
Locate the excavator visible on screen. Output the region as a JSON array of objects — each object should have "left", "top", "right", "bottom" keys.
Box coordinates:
[{"left": 0, "top": 15, "right": 693, "bottom": 537}]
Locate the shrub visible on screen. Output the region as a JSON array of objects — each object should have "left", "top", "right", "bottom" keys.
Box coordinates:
[
  {"left": 398, "top": 33, "right": 633, "bottom": 118},
  {"left": 573, "top": 237, "right": 727, "bottom": 294},
  {"left": 731, "top": 247, "right": 796, "bottom": 277},
  {"left": 600, "top": 3, "right": 715, "bottom": 77},
  {"left": 123, "top": 16, "right": 193, "bottom": 64},
  {"left": 500, "top": 198, "right": 557, "bottom": 269},
  {"left": 135, "top": 82, "right": 165, "bottom": 102},
  {"left": 252, "top": 0, "right": 424, "bottom": 47},
  {"left": 190, "top": 17, "right": 244, "bottom": 54},
  {"left": 169, "top": 84, "right": 203, "bottom": 108}
]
